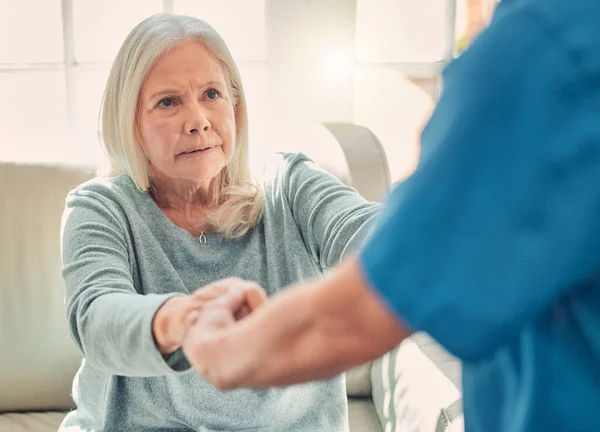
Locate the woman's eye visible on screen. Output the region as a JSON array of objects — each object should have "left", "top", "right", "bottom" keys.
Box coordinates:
[
  {"left": 206, "top": 90, "right": 220, "bottom": 100},
  {"left": 157, "top": 98, "right": 176, "bottom": 108}
]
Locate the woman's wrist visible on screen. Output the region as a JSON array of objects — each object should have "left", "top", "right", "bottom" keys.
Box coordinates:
[{"left": 153, "top": 296, "right": 186, "bottom": 354}]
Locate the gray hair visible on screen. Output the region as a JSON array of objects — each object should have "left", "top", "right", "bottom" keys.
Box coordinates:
[{"left": 100, "top": 13, "right": 264, "bottom": 238}]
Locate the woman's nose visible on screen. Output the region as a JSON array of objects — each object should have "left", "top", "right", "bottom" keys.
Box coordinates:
[{"left": 184, "top": 103, "right": 211, "bottom": 135}]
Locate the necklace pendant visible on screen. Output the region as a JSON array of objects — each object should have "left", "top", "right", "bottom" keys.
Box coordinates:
[{"left": 198, "top": 232, "right": 207, "bottom": 244}]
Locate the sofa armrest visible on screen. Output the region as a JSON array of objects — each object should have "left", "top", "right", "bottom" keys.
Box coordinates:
[
  {"left": 322, "top": 123, "right": 391, "bottom": 204},
  {"left": 370, "top": 334, "right": 463, "bottom": 432}
]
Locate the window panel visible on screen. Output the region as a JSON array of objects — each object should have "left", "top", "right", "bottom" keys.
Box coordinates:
[
  {"left": 353, "top": 69, "right": 436, "bottom": 182},
  {"left": 0, "top": 0, "right": 64, "bottom": 63},
  {"left": 174, "top": 0, "right": 267, "bottom": 62},
  {"left": 0, "top": 71, "right": 69, "bottom": 164},
  {"left": 355, "top": 0, "right": 449, "bottom": 64},
  {"left": 69, "top": 66, "right": 111, "bottom": 166},
  {"left": 73, "top": 0, "right": 162, "bottom": 63}
]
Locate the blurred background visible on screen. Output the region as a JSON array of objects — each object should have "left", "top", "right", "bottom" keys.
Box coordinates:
[{"left": 0, "top": 0, "right": 497, "bottom": 182}]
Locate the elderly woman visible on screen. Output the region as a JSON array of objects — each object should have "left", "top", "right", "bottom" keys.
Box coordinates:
[{"left": 59, "top": 13, "right": 381, "bottom": 432}]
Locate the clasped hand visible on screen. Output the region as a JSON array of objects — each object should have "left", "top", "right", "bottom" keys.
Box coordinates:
[{"left": 152, "top": 278, "right": 268, "bottom": 386}]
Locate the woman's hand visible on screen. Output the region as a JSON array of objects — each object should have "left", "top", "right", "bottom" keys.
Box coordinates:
[
  {"left": 181, "top": 286, "right": 260, "bottom": 386},
  {"left": 152, "top": 278, "right": 267, "bottom": 355}
]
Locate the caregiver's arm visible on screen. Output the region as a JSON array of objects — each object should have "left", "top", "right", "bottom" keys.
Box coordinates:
[{"left": 184, "top": 256, "right": 407, "bottom": 389}]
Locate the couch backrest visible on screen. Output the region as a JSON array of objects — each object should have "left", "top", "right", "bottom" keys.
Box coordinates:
[{"left": 0, "top": 163, "right": 94, "bottom": 411}]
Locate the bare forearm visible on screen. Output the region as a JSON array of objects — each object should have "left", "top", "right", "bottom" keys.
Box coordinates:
[{"left": 224, "top": 256, "right": 409, "bottom": 388}]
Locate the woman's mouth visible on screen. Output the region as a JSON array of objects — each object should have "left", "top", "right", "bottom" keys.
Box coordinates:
[{"left": 179, "top": 146, "right": 216, "bottom": 156}]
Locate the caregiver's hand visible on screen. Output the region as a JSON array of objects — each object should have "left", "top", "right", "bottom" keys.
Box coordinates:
[
  {"left": 153, "top": 278, "right": 267, "bottom": 355},
  {"left": 182, "top": 280, "right": 269, "bottom": 386}
]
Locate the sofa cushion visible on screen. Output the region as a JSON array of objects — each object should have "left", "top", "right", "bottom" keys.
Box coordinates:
[
  {"left": 346, "top": 362, "right": 373, "bottom": 397},
  {"left": 371, "top": 333, "right": 463, "bottom": 432},
  {"left": 348, "top": 399, "right": 383, "bottom": 432},
  {"left": 0, "top": 411, "right": 67, "bottom": 432},
  {"left": 0, "top": 163, "right": 93, "bottom": 411}
]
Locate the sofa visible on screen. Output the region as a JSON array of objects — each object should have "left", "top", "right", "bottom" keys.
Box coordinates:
[{"left": 0, "top": 123, "right": 463, "bottom": 432}]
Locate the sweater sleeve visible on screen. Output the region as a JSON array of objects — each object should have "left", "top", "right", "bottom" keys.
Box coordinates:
[
  {"left": 274, "top": 153, "right": 382, "bottom": 270},
  {"left": 61, "top": 184, "right": 184, "bottom": 376}
]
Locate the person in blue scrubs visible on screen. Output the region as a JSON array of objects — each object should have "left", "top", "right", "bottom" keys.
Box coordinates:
[{"left": 178, "top": 1, "right": 600, "bottom": 431}]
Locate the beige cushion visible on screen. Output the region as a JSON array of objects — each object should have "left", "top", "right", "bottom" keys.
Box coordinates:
[
  {"left": 346, "top": 363, "right": 373, "bottom": 397},
  {"left": 0, "top": 411, "right": 67, "bottom": 432},
  {"left": 0, "top": 163, "right": 93, "bottom": 411},
  {"left": 348, "top": 399, "right": 382, "bottom": 432}
]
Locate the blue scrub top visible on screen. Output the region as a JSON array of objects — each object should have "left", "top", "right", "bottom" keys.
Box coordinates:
[{"left": 359, "top": 1, "right": 600, "bottom": 431}]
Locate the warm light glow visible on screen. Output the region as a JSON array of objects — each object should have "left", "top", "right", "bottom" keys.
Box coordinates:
[{"left": 325, "top": 50, "right": 353, "bottom": 82}]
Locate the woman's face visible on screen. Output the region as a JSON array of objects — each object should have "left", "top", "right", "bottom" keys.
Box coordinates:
[{"left": 138, "top": 40, "right": 237, "bottom": 187}]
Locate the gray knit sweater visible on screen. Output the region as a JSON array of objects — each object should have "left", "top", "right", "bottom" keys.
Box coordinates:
[{"left": 59, "top": 153, "right": 382, "bottom": 432}]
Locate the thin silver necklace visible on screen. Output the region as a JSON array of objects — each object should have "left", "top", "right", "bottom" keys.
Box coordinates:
[
  {"left": 150, "top": 185, "right": 209, "bottom": 244},
  {"left": 172, "top": 207, "right": 208, "bottom": 244}
]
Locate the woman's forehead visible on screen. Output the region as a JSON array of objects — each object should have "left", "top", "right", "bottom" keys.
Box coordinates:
[{"left": 143, "top": 41, "right": 226, "bottom": 93}]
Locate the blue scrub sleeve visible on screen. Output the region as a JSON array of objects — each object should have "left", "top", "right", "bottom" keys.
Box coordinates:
[{"left": 359, "top": 5, "right": 600, "bottom": 362}]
